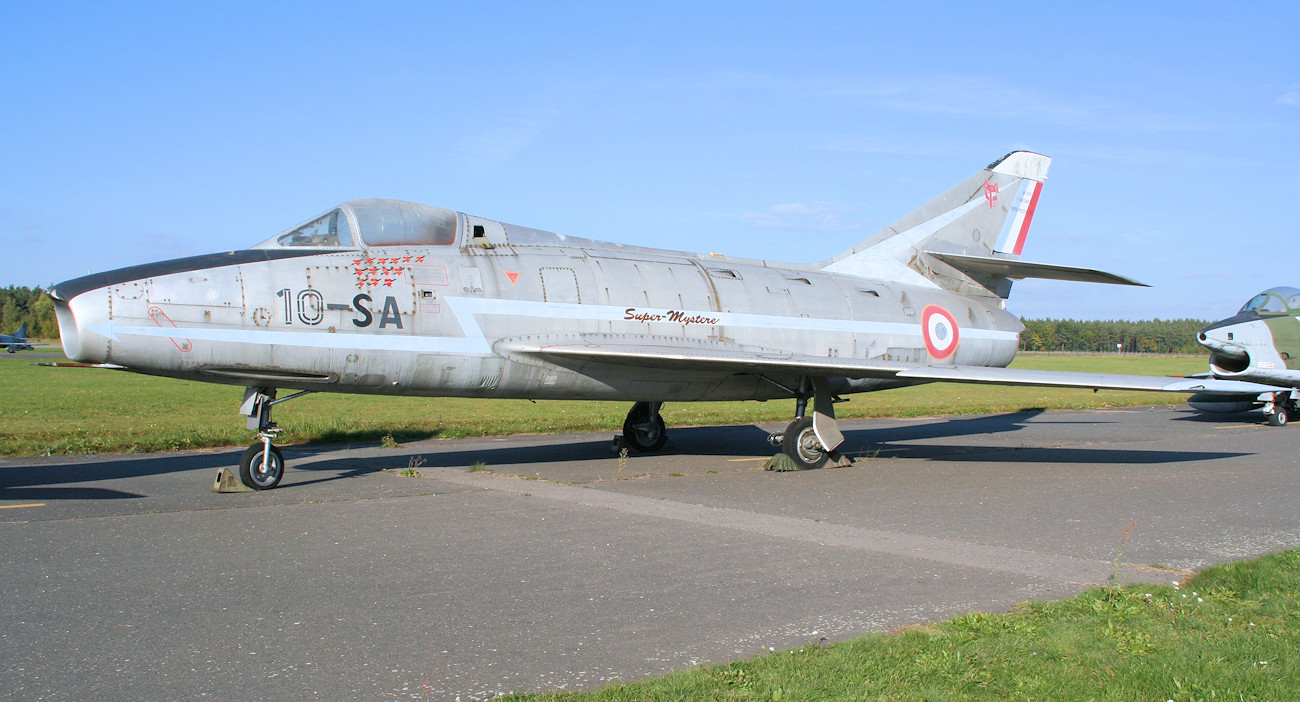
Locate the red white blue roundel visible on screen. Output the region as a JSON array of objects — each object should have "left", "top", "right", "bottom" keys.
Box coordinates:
[{"left": 921, "top": 305, "right": 960, "bottom": 360}]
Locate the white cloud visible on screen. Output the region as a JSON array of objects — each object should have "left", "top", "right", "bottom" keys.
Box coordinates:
[
  {"left": 742, "top": 202, "right": 861, "bottom": 231},
  {"left": 456, "top": 108, "right": 560, "bottom": 174}
]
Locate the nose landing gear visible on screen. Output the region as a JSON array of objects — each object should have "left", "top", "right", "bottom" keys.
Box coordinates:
[{"left": 215, "top": 387, "right": 314, "bottom": 491}]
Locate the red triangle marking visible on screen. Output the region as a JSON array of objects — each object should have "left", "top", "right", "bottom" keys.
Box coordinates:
[{"left": 505, "top": 270, "right": 520, "bottom": 285}]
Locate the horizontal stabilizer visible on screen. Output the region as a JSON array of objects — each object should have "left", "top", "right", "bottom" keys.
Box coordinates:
[{"left": 927, "top": 252, "right": 1148, "bottom": 287}]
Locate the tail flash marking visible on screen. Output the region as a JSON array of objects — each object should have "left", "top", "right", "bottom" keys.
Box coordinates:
[{"left": 993, "top": 179, "right": 1041, "bottom": 255}]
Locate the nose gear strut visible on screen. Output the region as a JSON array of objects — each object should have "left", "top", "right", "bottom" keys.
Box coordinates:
[{"left": 213, "top": 387, "right": 314, "bottom": 491}]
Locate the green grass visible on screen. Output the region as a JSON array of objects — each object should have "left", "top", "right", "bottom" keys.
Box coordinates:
[
  {"left": 500, "top": 548, "right": 1300, "bottom": 701},
  {"left": 0, "top": 354, "right": 1210, "bottom": 458}
]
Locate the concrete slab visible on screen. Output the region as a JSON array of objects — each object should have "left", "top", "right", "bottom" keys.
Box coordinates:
[{"left": 1, "top": 406, "right": 1297, "bottom": 699}]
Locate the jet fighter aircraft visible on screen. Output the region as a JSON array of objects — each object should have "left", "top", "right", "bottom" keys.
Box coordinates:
[
  {"left": 1188, "top": 286, "right": 1300, "bottom": 425},
  {"left": 0, "top": 323, "right": 37, "bottom": 353},
  {"left": 49, "top": 152, "right": 1281, "bottom": 489}
]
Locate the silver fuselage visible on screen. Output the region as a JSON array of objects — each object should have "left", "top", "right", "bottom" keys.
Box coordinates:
[{"left": 52, "top": 217, "right": 1022, "bottom": 403}]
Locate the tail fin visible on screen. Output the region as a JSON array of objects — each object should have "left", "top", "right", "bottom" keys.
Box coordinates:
[
  {"left": 820, "top": 151, "right": 1143, "bottom": 297},
  {"left": 14, "top": 322, "right": 27, "bottom": 339}
]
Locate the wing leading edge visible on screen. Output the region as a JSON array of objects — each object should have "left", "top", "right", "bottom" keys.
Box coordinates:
[{"left": 506, "top": 339, "right": 1283, "bottom": 396}]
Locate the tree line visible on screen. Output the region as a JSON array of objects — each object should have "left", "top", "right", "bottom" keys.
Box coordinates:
[
  {"left": 0, "top": 284, "right": 1212, "bottom": 353},
  {"left": 1019, "top": 318, "right": 1210, "bottom": 354},
  {"left": 0, "top": 286, "right": 58, "bottom": 339}
]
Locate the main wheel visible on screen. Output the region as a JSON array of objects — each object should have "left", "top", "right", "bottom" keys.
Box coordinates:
[
  {"left": 238, "top": 443, "right": 285, "bottom": 490},
  {"left": 1267, "top": 408, "right": 1289, "bottom": 427},
  {"left": 782, "top": 416, "right": 829, "bottom": 470},
  {"left": 622, "top": 406, "right": 668, "bottom": 452}
]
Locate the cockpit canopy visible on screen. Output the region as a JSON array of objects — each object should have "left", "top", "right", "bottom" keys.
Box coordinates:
[
  {"left": 1238, "top": 286, "right": 1300, "bottom": 315},
  {"left": 261, "top": 199, "right": 459, "bottom": 249}
]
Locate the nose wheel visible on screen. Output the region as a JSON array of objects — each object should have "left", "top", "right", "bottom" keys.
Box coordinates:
[
  {"left": 219, "top": 387, "right": 313, "bottom": 491},
  {"left": 239, "top": 440, "right": 285, "bottom": 490}
]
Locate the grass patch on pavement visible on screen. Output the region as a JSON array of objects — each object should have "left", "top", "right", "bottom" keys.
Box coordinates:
[
  {"left": 501, "top": 548, "right": 1300, "bottom": 701},
  {"left": 0, "top": 354, "right": 1210, "bottom": 457}
]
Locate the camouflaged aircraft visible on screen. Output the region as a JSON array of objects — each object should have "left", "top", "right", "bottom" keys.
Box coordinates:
[
  {"left": 48, "top": 151, "right": 1283, "bottom": 490},
  {"left": 1188, "top": 287, "right": 1300, "bottom": 425},
  {"left": 0, "top": 323, "right": 36, "bottom": 353}
]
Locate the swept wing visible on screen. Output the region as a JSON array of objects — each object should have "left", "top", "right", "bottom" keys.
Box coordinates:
[{"left": 506, "top": 339, "right": 1281, "bottom": 396}]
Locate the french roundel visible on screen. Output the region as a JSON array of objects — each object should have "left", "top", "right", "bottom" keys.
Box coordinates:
[{"left": 921, "top": 305, "right": 960, "bottom": 360}]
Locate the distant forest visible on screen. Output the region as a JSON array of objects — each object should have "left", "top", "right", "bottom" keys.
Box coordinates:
[
  {"left": 1, "top": 286, "right": 58, "bottom": 339},
  {"left": 1, "top": 285, "right": 1210, "bottom": 354},
  {"left": 1018, "top": 318, "right": 1210, "bottom": 354}
]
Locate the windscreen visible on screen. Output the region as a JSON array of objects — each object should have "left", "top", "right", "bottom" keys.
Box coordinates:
[{"left": 276, "top": 208, "right": 353, "bottom": 247}]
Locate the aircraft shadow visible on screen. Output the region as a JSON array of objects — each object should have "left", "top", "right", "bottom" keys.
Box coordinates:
[
  {"left": 0, "top": 451, "right": 254, "bottom": 501},
  {"left": 0, "top": 410, "right": 1250, "bottom": 498},
  {"left": 1172, "top": 411, "right": 1267, "bottom": 426},
  {"left": 339, "top": 409, "right": 1242, "bottom": 471}
]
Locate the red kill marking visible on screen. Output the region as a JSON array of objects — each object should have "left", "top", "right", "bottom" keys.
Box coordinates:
[{"left": 384, "top": 279, "right": 394, "bottom": 287}]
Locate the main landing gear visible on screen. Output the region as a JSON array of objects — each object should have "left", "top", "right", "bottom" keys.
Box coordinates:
[
  {"left": 1263, "top": 391, "right": 1299, "bottom": 427},
  {"left": 620, "top": 401, "right": 668, "bottom": 452},
  {"left": 232, "top": 387, "right": 314, "bottom": 490},
  {"left": 767, "top": 377, "right": 848, "bottom": 470},
  {"left": 617, "top": 378, "right": 850, "bottom": 470}
]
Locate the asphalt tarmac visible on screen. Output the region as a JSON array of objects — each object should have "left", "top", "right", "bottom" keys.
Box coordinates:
[{"left": 2, "top": 406, "right": 1298, "bottom": 700}]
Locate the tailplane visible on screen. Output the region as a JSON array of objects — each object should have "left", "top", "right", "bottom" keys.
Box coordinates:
[{"left": 820, "top": 151, "right": 1144, "bottom": 297}]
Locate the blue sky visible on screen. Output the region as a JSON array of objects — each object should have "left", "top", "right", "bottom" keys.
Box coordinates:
[{"left": 2, "top": 2, "right": 1296, "bottom": 320}]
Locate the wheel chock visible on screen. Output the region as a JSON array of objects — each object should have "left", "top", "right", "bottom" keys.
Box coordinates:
[
  {"left": 762, "top": 451, "right": 854, "bottom": 472},
  {"left": 824, "top": 451, "right": 854, "bottom": 469},
  {"left": 762, "top": 453, "right": 802, "bottom": 472},
  {"left": 212, "top": 467, "right": 254, "bottom": 493}
]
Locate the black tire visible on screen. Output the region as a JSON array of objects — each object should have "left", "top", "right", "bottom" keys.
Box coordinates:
[
  {"left": 622, "top": 405, "right": 668, "bottom": 452},
  {"left": 239, "top": 443, "right": 285, "bottom": 490},
  {"left": 781, "top": 416, "right": 829, "bottom": 470},
  {"left": 1267, "top": 409, "right": 1289, "bottom": 427}
]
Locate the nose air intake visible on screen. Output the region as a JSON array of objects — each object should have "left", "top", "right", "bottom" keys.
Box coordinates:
[
  {"left": 51, "top": 295, "right": 80, "bottom": 360},
  {"left": 48, "top": 288, "right": 110, "bottom": 364}
]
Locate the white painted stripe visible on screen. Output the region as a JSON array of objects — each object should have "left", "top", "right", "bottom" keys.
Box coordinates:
[
  {"left": 89, "top": 296, "right": 1018, "bottom": 355},
  {"left": 994, "top": 180, "right": 1037, "bottom": 254}
]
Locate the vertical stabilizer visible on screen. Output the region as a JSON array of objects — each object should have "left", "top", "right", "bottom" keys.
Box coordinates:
[
  {"left": 14, "top": 322, "right": 27, "bottom": 340},
  {"left": 820, "top": 151, "right": 1050, "bottom": 293}
]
